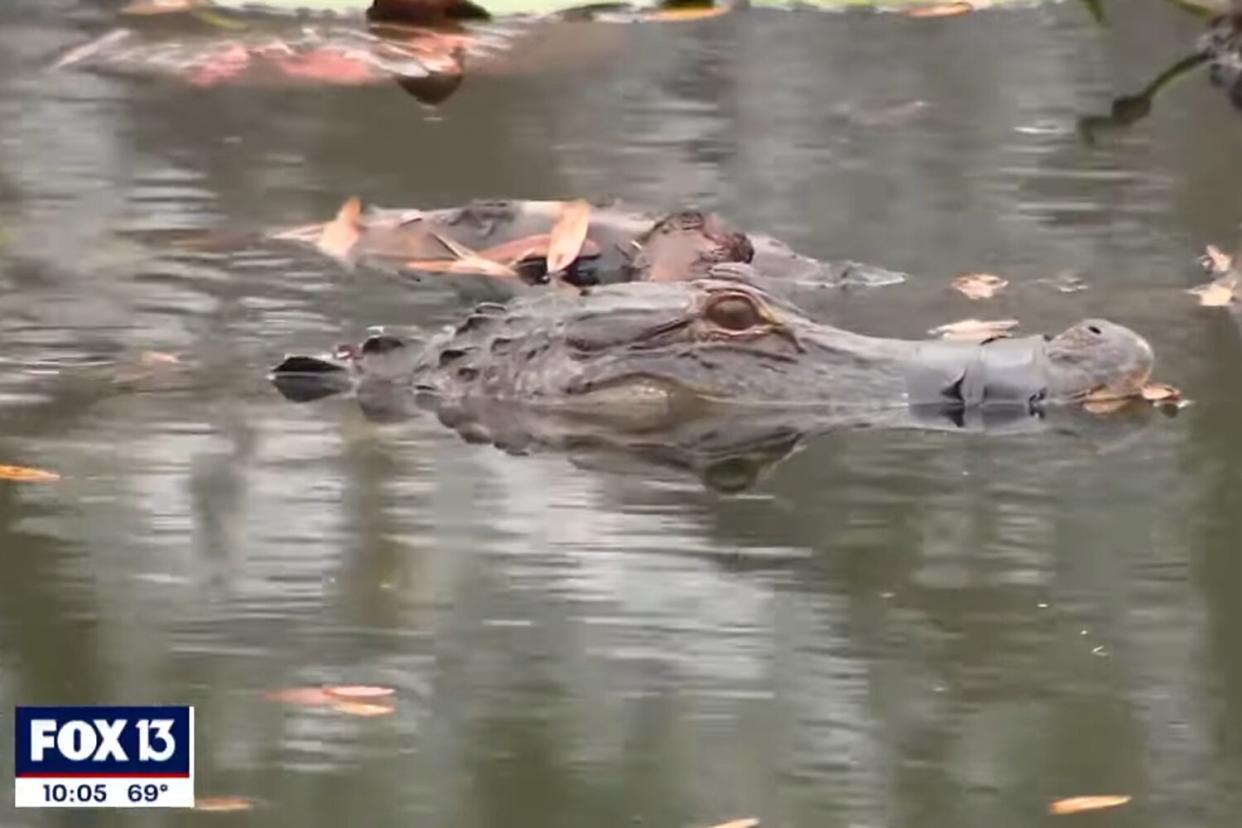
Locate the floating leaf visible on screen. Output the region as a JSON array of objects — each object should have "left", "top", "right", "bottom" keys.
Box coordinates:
[
  {"left": 330, "top": 701, "right": 395, "bottom": 717},
  {"left": 1048, "top": 795, "right": 1132, "bottom": 815},
  {"left": 264, "top": 687, "right": 336, "bottom": 705},
  {"left": 1189, "top": 277, "right": 1236, "bottom": 307},
  {"left": 195, "top": 796, "right": 255, "bottom": 812},
  {"left": 1200, "top": 243, "right": 1234, "bottom": 275},
  {"left": 0, "top": 465, "right": 61, "bottom": 483},
  {"left": 703, "top": 820, "right": 760, "bottom": 828},
  {"left": 904, "top": 2, "right": 979, "bottom": 17},
  {"left": 1140, "top": 382, "right": 1188, "bottom": 408},
  {"left": 951, "top": 273, "right": 1008, "bottom": 300},
  {"left": 1082, "top": 397, "right": 1131, "bottom": 415},
  {"left": 325, "top": 685, "right": 395, "bottom": 700},
  {"left": 405, "top": 256, "right": 520, "bottom": 279},
  {"left": 317, "top": 196, "right": 364, "bottom": 262},
  {"left": 138, "top": 351, "right": 181, "bottom": 367},
  {"left": 546, "top": 199, "right": 592, "bottom": 275},
  {"left": 120, "top": 0, "right": 201, "bottom": 13},
  {"left": 648, "top": 5, "right": 732, "bottom": 21},
  {"left": 928, "top": 318, "right": 1020, "bottom": 343}
]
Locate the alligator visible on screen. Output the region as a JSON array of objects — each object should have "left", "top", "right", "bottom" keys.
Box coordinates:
[
  {"left": 270, "top": 269, "right": 1162, "bottom": 485},
  {"left": 268, "top": 197, "right": 908, "bottom": 300}
]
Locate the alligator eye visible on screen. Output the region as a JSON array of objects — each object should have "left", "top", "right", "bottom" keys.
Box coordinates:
[{"left": 706, "top": 296, "right": 763, "bottom": 331}]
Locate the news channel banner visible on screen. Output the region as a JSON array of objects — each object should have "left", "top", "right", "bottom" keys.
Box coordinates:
[{"left": 14, "top": 706, "right": 194, "bottom": 808}]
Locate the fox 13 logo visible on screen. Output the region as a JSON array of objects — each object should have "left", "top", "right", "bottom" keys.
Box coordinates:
[{"left": 14, "top": 706, "right": 194, "bottom": 808}]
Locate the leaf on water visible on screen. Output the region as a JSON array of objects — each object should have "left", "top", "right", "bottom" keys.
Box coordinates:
[
  {"left": 1141, "top": 382, "right": 1187, "bottom": 408},
  {"left": 951, "top": 273, "right": 1008, "bottom": 300},
  {"left": 264, "top": 687, "right": 337, "bottom": 705},
  {"left": 648, "top": 5, "right": 732, "bottom": 21},
  {"left": 324, "top": 685, "right": 395, "bottom": 700},
  {"left": 195, "top": 796, "right": 255, "bottom": 812},
  {"left": 406, "top": 256, "right": 520, "bottom": 279},
  {"left": 904, "top": 2, "right": 982, "bottom": 17},
  {"left": 317, "top": 196, "right": 364, "bottom": 262},
  {"left": 423, "top": 230, "right": 521, "bottom": 278},
  {"left": 120, "top": 0, "right": 202, "bottom": 13},
  {"left": 1200, "top": 243, "right": 1234, "bottom": 275},
  {"left": 0, "top": 465, "right": 61, "bottom": 483},
  {"left": 1048, "top": 795, "right": 1132, "bottom": 815},
  {"left": 428, "top": 229, "right": 477, "bottom": 260},
  {"left": 138, "top": 351, "right": 181, "bottom": 367},
  {"left": 330, "top": 701, "right": 396, "bottom": 717},
  {"left": 546, "top": 199, "right": 592, "bottom": 275},
  {"left": 927, "top": 318, "right": 1020, "bottom": 343},
  {"left": 1082, "top": 397, "right": 1131, "bottom": 415},
  {"left": 1189, "top": 277, "right": 1236, "bottom": 307},
  {"left": 702, "top": 819, "right": 760, "bottom": 828}
]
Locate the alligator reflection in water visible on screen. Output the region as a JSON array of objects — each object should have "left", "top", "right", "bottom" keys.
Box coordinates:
[
  {"left": 55, "top": 0, "right": 733, "bottom": 105},
  {"left": 271, "top": 274, "right": 1164, "bottom": 490},
  {"left": 262, "top": 198, "right": 908, "bottom": 302}
]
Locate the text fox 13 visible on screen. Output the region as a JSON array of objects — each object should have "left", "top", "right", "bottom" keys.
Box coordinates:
[{"left": 14, "top": 706, "right": 194, "bottom": 808}]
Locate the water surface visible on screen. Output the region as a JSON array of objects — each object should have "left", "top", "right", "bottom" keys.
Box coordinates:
[{"left": 2, "top": 1, "right": 1242, "bottom": 826}]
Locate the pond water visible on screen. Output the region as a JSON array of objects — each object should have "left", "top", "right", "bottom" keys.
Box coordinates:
[{"left": 2, "top": 0, "right": 1242, "bottom": 825}]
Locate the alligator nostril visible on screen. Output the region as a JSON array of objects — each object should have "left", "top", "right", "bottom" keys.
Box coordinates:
[{"left": 1087, "top": 325, "right": 1102, "bottom": 335}]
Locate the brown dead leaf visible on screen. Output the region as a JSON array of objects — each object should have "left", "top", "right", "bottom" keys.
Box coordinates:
[
  {"left": 405, "top": 257, "right": 520, "bottom": 279},
  {"left": 1048, "top": 795, "right": 1132, "bottom": 815},
  {"left": 951, "top": 273, "right": 1009, "bottom": 300},
  {"left": 264, "top": 687, "right": 336, "bottom": 705},
  {"left": 1189, "top": 279, "right": 1236, "bottom": 307},
  {"left": 1201, "top": 243, "right": 1234, "bottom": 275},
  {"left": 648, "top": 5, "right": 732, "bottom": 21},
  {"left": 317, "top": 197, "right": 363, "bottom": 262},
  {"left": 904, "top": 2, "right": 979, "bottom": 18},
  {"left": 702, "top": 820, "right": 759, "bottom": 828},
  {"left": 928, "top": 318, "right": 1020, "bottom": 343},
  {"left": 1082, "top": 397, "right": 1131, "bottom": 415},
  {"left": 546, "top": 199, "right": 592, "bottom": 275},
  {"left": 195, "top": 796, "right": 255, "bottom": 812},
  {"left": 330, "top": 701, "right": 395, "bottom": 717},
  {"left": 324, "top": 685, "right": 395, "bottom": 700},
  {"left": 478, "top": 234, "right": 602, "bottom": 267},
  {"left": 0, "top": 465, "right": 61, "bottom": 483}
]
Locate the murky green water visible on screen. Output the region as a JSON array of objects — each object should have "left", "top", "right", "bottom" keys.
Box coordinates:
[{"left": 3, "top": 0, "right": 1242, "bottom": 825}]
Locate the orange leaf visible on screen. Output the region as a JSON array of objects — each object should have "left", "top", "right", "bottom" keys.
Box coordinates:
[
  {"left": 264, "top": 687, "right": 336, "bottom": 705},
  {"left": 1190, "top": 278, "right": 1236, "bottom": 307},
  {"left": 317, "top": 197, "right": 363, "bottom": 262},
  {"left": 331, "top": 701, "right": 395, "bottom": 717},
  {"left": 648, "top": 5, "right": 731, "bottom": 21},
  {"left": 1082, "top": 397, "right": 1130, "bottom": 415},
  {"left": 703, "top": 820, "right": 760, "bottom": 828},
  {"left": 324, "top": 685, "right": 395, "bottom": 700},
  {"left": 0, "top": 465, "right": 60, "bottom": 483},
  {"left": 195, "top": 796, "right": 254, "bottom": 812},
  {"left": 546, "top": 199, "right": 592, "bottom": 275},
  {"left": 951, "top": 273, "right": 1008, "bottom": 300},
  {"left": 904, "top": 2, "right": 977, "bottom": 18},
  {"left": 1048, "top": 795, "right": 1131, "bottom": 815},
  {"left": 928, "top": 318, "right": 1019, "bottom": 343}
]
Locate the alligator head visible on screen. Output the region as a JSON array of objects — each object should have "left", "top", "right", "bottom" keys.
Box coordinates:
[{"left": 274, "top": 272, "right": 1156, "bottom": 417}]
